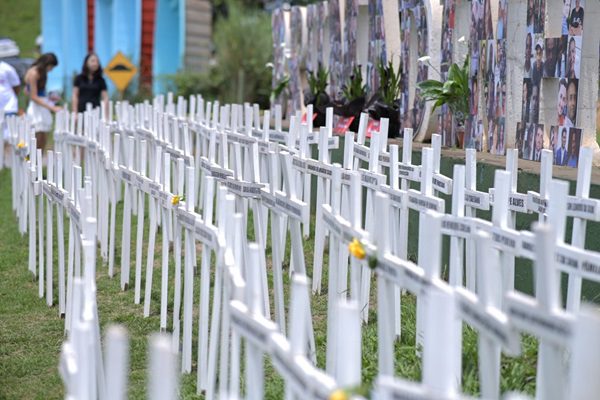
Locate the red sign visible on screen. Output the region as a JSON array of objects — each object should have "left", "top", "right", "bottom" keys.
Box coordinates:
[
  {"left": 366, "top": 119, "right": 380, "bottom": 138},
  {"left": 301, "top": 112, "right": 318, "bottom": 124},
  {"left": 332, "top": 116, "right": 355, "bottom": 135}
]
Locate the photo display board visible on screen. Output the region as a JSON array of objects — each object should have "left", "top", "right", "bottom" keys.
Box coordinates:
[
  {"left": 516, "top": 0, "right": 585, "bottom": 167},
  {"left": 399, "top": 0, "right": 429, "bottom": 137},
  {"left": 466, "top": 0, "right": 508, "bottom": 154}
]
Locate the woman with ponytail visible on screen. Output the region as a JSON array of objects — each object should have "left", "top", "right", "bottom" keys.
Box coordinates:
[{"left": 24, "top": 52, "right": 60, "bottom": 150}]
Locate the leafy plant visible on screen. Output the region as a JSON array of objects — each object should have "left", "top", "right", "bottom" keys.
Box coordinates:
[
  {"left": 270, "top": 74, "right": 289, "bottom": 104},
  {"left": 377, "top": 59, "right": 402, "bottom": 108},
  {"left": 164, "top": 0, "right": 272, "bottom": 108},
  {"left": 417, "top": 56, "right": 470, "bottom": 126},
  {"left": 341, "top": 65, "right": 367, "bottom": 102},
  {"left": 307, "top": 64, "right": 329, "bottom": 96}
]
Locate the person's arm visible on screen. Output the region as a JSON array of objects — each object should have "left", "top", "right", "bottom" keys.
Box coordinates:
[
  {"left": 27, "top": 71, "right": 60, "bottom": 112},
  {"left": 71, "top": 86, "right": 79, "bottom": 113}
]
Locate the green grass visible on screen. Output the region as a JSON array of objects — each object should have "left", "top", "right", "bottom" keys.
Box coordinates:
[
  {"left": 0, "top": 0, "right": 40, "bottom": 58},
  {"left": 0, "top": 167, "right": 539, "bottom": 399}
]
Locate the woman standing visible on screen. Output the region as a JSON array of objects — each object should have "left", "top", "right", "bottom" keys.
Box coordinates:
[
  {"left": 25, "top": 53, "right": 60, "bottom": 151},
  {"left": 72, "top": 53, "right": 108, "bottom": 114}
]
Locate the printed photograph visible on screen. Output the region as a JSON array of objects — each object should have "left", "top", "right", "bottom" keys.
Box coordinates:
[
  {"left": 529, "top": 82, "right": 540, "bottom": 124},
  {"left": 526, "top": 0, "right": 535, "bottom": 32},
  {"left": 521, "top": 123, "right": 535, "bottom": 161},
  {"left": 534, "top": 0, "right": 545, "bottom": 34},
  {"left": 544, "top": 37, "right": 560, "bottom": 78},
  {"left": 568, "top": 0, "right": 584, "bottom": 36},
  {"left": 565, "top": 35, "right": 582, "bottom": 79},
  {"left": 516, "top": 122, "right": 525, "bottom": 159},
  {"left": 531, "top": 123, "right": 545, "bottom": 162},
  {"left": 566, "top": 127, "right": 582, "bottom": 167},
  {"left": 557, "top": 79, "right": 568, "bottom": 125},
  {"left": 497, "top": 0, "right": 508, "bottom": 39},
  {"left": 522, "top": 78, "right": 531, "bottom": 123},
  {"left": 487, "top": 117, "right": 496, "bottom": 153},
  {"left": 524, "top": 32, "right": 533, "bottom": 79},
  {"left": 554, "top": 126, "right": 569, "bottom": 165},
  {"left": 531, "top": 34, "right": 544, "bottom": 87},
  {"left": 566, "top": 78, "right": 578, "bottom": 126},
  {"left": 558, "top": 35, "right": 568, "bottom": 78},
  {"left": 562, "top": 0, "right": 571, "bottom": 36}
]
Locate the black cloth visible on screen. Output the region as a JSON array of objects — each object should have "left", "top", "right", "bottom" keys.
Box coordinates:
[
  {"left": 569, "top": 7, "right": 584, "bottom": 29},
  {"left": 73, "top": 74, "right": 107, "bottom": 113}
]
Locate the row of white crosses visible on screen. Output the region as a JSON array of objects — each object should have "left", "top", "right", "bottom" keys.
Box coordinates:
[{"left": 8, "top": 94, "right": 595, "bottom": 400}]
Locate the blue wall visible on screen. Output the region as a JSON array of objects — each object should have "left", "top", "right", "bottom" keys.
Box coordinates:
[
  {"left": 41, "top": 0, "right": 87, "bottom": 97},
  {"left": 153, "top": 0, "right": 185, "bottom": 93}
]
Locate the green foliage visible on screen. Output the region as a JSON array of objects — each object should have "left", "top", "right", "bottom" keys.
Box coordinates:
[
  {"left": 270, "top": 74, "right": 290, "bottom": 104},
  {"left": 166, "top": 0, "right": 272, "bottom": 108},
  {"left": 307, "top": 64, "right": 329, "bottom": 96},
  {"left": 377, "top": 59, "right": 402, "bottom": 107},
  {"left": 341, "top": 65, "right": 367, "bottom": 102},
  {"left": 0, "top": 0, "right": 40, "bottom": 58},
  {"left": 417, "top": 57, "right": 470, "bottom": 125}
]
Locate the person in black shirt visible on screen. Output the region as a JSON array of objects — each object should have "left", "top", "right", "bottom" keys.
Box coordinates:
[
  {"left": 72, "top": 53, "right": 108, "bottom": 114},
  {"left": 569, "top": 0, "right": 584, "bottom": 36}
]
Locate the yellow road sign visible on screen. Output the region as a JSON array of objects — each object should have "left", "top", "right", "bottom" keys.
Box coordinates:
[{"left": 105, "top": 51, "right": 138, "bottom": 92}]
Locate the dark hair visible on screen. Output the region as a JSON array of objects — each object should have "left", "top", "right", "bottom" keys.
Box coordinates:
[
  {"left": 32, "top": 52, "right": 58, "bottom": 91},
  {"left": 81, "top": 53, "right": 103, "bottom": 78},
  {"left": 559, "top": 78, "right": 568, "bottom": 89}
]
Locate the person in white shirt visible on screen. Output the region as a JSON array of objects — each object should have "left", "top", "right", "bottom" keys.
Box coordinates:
[{"left": 0, "top": 61, "right": 21, "bottom": 161}]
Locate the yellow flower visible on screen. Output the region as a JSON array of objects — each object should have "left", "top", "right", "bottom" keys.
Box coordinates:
[
  {"left": 348, "top": 238, "right": 366, "bottom": 260},
  {"left": 329, "top": 389, "right": 348, "bottom": 400},
  {"left": 171, "top": 195, "right": 182, "bottom": 205},
  {"left": 25, "top": 156, "right": 30, "bottom": 162},
  {"left": 16, "top": 141, "right": 25, "bottom": 149}
]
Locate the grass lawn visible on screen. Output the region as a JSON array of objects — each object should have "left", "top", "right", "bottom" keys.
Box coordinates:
[
  {"left": 0, "top": 0, "right": 40, "bottom": 58},
  {"left": 0, "top": 166, "right": 539, "bottom": 399}
]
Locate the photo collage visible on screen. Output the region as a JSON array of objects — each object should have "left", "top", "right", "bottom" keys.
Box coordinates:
[
  {"left": 328, "top": 0, "right": 343, "bottom": 98},
  {"left": 399, "top": 1, "right": 428, "bottom": 135},
  {"left": 439, "top": 0, "right": 456, "bottom": 147},
  {"left": 518, "top": 0, "right": 583, "bottom": 167},
  {"left": 343, "top": 0, "right": 358, "bottom": 85},
  {"left": 288, "top": 6, "right": 303, "bottom": 112},
  {"left": 271, "top": 8, "right": 287, "bottom": 108},
  {"left": 466, "top": 0, "right": 507, "bottom": 154},
  {"left": 367, "top": 0, "right": 386, "bottom": 97}
]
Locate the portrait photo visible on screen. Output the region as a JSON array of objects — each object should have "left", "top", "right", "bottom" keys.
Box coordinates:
[
  {"left": 531, "top": 123, "right": 545, "bottom": 162},
  {"left": 544, "top": 37, "right": 560, "bottom": 78},
  {"left": 568, "top": 0, "right": 584, "bottom": 36},
  {"left": 524, "top": 32, "right": 533, "bottom": 79},
  {"left": 531, "top": 34, "right": 544, "bottom": 86},
  {"left": 556, "top": 79, "right": 568, "bottom": 125},
  {"left": 562, "top": 0, "right": 571, "bottom": 36},
  {"left": 516, "top": 122, "right": 525, "bottom": 159},
  {"left": 565, "top": 35, "right": 581, "bottom": 79},
  {"left": 522, "top": 78, "right": 531, "bottom": 123},
  {"left": 497, "top": 0, "right": 508, "bottom": 39},
  {"left": 554, "top": 126, "right": 570, "bottom": 165},
  {"left": 487, "top": 118, "right": 496, "bottom": 153},
  {"left": 535, "top": 0, "right": 546, "bottom": 34},
  {"left": 558, "top": 35, "right": 568, "bottom": 78},
  {"left": 521, "top": 123, "right": 535, "bottom": 161},
  {"left": 566, "top": 127, "right": 582, "bottom": 167},
  {"left": 529, "top": 82, "right": 540, "bottom": 124},
  {"left": 566, "top": 78, "right": 578, "bottom": 127}
]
